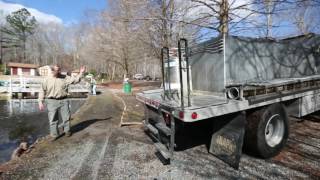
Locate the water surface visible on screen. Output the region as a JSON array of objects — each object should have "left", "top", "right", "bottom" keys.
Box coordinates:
[{"left": 0, "top": 99, "right": 85, "bottom": 164}]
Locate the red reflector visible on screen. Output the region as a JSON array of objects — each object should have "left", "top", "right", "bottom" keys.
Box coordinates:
[
  {"left": 191, "top": 112, "right": 198, "bottom": 119},
  {"left": 179, "top": 111, "right": 184, "bottom": 119},
  {"left": 163, "top": 113, "right": 170, "bottom": 124},
  {"left": 165, "top": 113, "right": 170, "bottom": 118}
]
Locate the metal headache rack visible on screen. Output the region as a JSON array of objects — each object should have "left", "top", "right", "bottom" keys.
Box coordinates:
[
  {"left": 160, "top": 47, "right": 172, "bottom": 100},
  {"left": 149, "top": 37, "right": 226, "bottom": 163},
  {"left": 150, "top": 38, "right": 193, "bottom": 164},
  {"left": 178, "top": 38, "right": 191, "bottom": 108},
  {"left": 160, "top": 39, "right": 192, "bottom": 108}
]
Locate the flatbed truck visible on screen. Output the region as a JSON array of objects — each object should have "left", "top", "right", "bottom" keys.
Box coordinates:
[{"left": 136, "top": 33, "right": 320, "bottom": 168}]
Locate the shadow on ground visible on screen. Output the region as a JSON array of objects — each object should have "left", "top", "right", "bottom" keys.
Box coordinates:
[{"left": 71, "top": 117, "right": 112, "bottom": 134}]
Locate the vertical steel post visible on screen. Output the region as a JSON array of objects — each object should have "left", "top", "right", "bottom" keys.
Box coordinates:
[
  {"left": 169, "top": 113, "right": 175, "bottom": 160},
  {"left": 223, "top": 34, "right": 226, "bottom": 98},
  {"left": 144, "top": 105, "right": 149, "bottom": 125},
  {"left": 178, "top": 41, "right": 184, "bottom": 109},
  {"left": 166, "top": 48, "right": 172, "bottom": 99},
  {"left": 183, "top": 39, "right": 191, "bottom": 107},
  {"left": 161, "top": 48, "right": 166, "bottom": 100}
]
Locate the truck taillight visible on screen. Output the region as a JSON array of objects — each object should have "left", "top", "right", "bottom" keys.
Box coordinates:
[
  {"left": 191, "top": 112, "right": 198, "bottom": 119},
  {"left": 179, "top": 111, "right": 184, "bottom": 119}
]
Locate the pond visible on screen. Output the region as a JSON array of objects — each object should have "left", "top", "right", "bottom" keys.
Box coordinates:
[{"left": 0, "top": 99, "right": 86, "bottom": 164}]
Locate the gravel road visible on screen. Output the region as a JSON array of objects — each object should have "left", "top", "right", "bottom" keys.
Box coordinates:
[{"left": 0, "top": 88, "right": 319, "bottom": 179}]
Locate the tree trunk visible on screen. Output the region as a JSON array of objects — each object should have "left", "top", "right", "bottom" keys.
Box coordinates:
[
  {"left": 162, "top": 0, "right": 169, "bottom": 48},
  {"left": 14, "top": 47, "right": 17, "bottom": 62},
  {"left": 22, "top": 31, "right": 26, "bottom": 62},
  {"left": 144, "top": 54, "right": 147, "bottom": 76},
  {"left": 219, "top": 0, "right": 229, "bottom": 36},
  {"left": 264, "top": 0, "right": 274, "bottom": 38},
  {"left": 111, "top": 63, "right": 116, "bottom": 80},
  {"left": 23, "top": 40, "right": 26, "bottom": 62},
  {"left": 0, "top": 30, "right": 2, "bottom": 65}
]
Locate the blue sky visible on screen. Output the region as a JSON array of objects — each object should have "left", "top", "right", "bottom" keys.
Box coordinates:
[{"left": 0, "top": 0, "right": 107, "bottom": 24}]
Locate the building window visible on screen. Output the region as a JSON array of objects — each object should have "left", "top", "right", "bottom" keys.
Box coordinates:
[{"left": 22, "top": 68, "right": 30, "bottom": 75}]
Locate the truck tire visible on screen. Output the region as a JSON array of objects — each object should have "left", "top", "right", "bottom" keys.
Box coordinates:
[{"left": 244, "top": 103, "right": 289, "bottom": 158}]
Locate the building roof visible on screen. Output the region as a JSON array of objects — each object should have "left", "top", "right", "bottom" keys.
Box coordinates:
[
  {"left": 7, "top": 62, "right": 39, "bottom": 68},
  {"left": 72, "top": 69, "right": 80, "bottom": 73}
]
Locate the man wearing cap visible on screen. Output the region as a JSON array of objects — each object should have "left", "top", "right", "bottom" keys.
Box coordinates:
[{"left": 38, "top": 65, "right": 86, "bottom": 141}]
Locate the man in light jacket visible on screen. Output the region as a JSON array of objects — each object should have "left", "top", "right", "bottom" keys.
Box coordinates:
[{"left": 38, "top": 65, "right": 86, "bottom": 141}]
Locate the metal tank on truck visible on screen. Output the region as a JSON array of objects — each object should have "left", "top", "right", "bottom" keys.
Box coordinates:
[
  {"left": 136, "top": 33, "right": 320, "bottom": 169},
  {"left": 162, "top": 47, "right": 192, "bottom": 97}
]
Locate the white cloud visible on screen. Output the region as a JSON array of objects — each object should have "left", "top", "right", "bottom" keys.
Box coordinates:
[{"left": 0, "top": 1, "right": 62, "bottom": 24}]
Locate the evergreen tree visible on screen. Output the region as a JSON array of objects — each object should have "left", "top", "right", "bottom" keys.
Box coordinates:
[{"left": 1, "top": 8, "right": 37, "bottom": 62}]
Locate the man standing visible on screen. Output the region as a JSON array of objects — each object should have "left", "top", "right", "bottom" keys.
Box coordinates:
[
  {"left": 90, "top": 77, "right": 97, "bottom": 95},
  {"left": 38, "top": 65, "right": 86, "bottom": 141}
]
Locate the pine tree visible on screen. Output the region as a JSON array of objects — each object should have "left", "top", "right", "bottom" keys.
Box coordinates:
[{"left": 1, "top": 8, "right": 37, "bottom": 62}]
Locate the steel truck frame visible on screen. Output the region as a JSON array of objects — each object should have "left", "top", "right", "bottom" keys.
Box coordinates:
[{"left": 136, "top": 33, "right": 320, "bottom": 168}]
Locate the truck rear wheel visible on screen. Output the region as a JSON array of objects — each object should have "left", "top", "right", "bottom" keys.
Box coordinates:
[{"left": 244, "top": 103, "right": 289, "bottom": 158}]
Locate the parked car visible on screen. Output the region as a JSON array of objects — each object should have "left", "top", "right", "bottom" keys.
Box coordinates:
[
  {"left": 144, "top": 75, "right": 151, "bottom": 81},
  {"left": 133, "top": 74, "right": 144, "bottom": 80},
  {"left": 154, "top": 77, "right": 160, "bottom": 81}
]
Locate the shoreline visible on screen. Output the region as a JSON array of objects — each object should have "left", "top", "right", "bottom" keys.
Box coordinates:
[
  {"left": 0, "top": 88, "right": 128, "bottom": 178},
  {"left": 0, "top": 96, "right": 90, "bottom": 169}
]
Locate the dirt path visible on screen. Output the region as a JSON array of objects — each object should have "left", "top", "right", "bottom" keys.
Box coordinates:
[
  {"left": 0, "top": 89, "right": 123, "bottom": 179},
  {"left": 0, "top": 88, "right": 319, "bottom": 179}
]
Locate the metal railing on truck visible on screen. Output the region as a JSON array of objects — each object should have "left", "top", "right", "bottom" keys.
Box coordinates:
[
  {"left": 148, "top": 39, "right": 193, "bottom": 164},
  {"left": 161, "top": 39, "right": 192, "bottom": 108},
  {"left": 148, "top": 37, "right": 225, "bottom": 164}
]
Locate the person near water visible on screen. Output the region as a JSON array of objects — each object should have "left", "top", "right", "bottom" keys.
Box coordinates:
[
  {"left": 90, "top": 77, "right": 97, "bottom": 95},
  {"left": 38, "top": 65, "right": 86, "bottom": 141}
]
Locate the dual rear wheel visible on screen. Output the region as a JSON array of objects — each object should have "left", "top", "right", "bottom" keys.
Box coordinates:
[{"left": 244, "top": 103, "right": 289, "bottom": 158}]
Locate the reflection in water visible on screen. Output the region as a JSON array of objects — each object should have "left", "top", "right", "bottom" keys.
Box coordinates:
[{"left": 0, "top": 99, "right": 85, "bottom": 164}]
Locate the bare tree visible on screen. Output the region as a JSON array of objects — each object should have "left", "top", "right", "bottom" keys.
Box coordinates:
[
  {"left": 0, "top": 10, "right": 5, "bottom": 65},
  {"left": 290, "top": 0, "right": 320, "bottom": 34},
  {"left": 263, "top": 0, "right": 275, "bottom": 37},
  {"left": 188, "top": 0, "right": 247, "bottom": 35}
]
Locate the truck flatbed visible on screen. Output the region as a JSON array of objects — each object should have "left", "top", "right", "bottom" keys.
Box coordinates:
[
  {"left": 137, "top": 75, "right": 320, "bottom": 122},
  {"left": 138, "top": 89, "right": 227, "bottom": 109},
  {"left": 139, "top": 35, "right": 320, "bottom": 169}
]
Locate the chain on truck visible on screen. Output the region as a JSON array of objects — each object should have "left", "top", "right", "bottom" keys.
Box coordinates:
[{"left": 136, "top": 33, "right": 320, "bottom": 169}]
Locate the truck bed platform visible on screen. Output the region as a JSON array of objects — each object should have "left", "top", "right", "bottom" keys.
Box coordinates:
[
  {"left": 138, "top": 89, "right": 227, "bottom": 110},
  {"left": 138, "top": 75, "right": 320, "bottom": 122}
]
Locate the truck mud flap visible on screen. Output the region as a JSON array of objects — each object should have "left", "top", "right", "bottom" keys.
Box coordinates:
[{"left": 209, "top": 111, "right": 246, "bottom": 169}]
